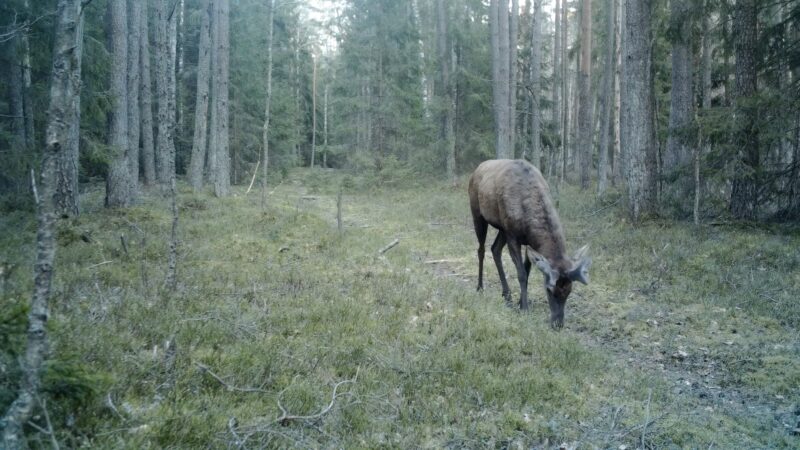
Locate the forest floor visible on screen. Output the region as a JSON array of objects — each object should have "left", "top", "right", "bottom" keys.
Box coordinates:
[{"left": 1, "top": 168, "right": 799, "bottom": 449}]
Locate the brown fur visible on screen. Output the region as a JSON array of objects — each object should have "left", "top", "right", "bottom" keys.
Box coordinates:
[{"left": 468, "top": 159, "right": 589, "bottom": 328}]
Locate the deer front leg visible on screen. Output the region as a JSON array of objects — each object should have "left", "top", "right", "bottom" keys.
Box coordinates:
[
  {"left": 506, "top": 237, "right": 530, "bottom": 311},
  {"left": 491, "top": 231, "right": 511, "bottom": 303}
]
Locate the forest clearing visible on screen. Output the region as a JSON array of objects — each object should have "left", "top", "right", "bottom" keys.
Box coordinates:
[
  {"left": 2, "top": 170, "right": 799, "bottom": 448},
  {"left": 2, "top": 0, "right": 800, "bottom": 447}
]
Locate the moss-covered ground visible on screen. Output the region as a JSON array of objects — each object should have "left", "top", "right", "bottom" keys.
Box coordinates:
[{"left": 1, "top": 169, "right": 799, "bottom": 448}]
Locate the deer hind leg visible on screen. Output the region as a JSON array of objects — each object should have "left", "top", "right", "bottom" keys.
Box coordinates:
[
  {"left": 506, "top": 237, "right": 530, "bottom": 310},
  {"left": 491, "top": 230, "right": 511, "bottom": 303},
  {"left": 473, "top": 215, "right": 488, "bottom": 291}
]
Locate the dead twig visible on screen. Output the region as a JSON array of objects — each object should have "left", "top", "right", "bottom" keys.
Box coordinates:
[
  {"left": 105, "top": 393, "right": 126, "bottom": 422},
  {"left": 196, "top": 363, "right": 271, "bottom": 393},
  {"left": 275, "top": 367, "right": 359, "bottom": 425},
  {"left": 378, "top": 239, "right": 400, "bottom": 254},
  {"left": 85, "top": 261, "right": 113, "bottom": 270},
  {"left": 245, "top": 160, "right": 261, "bottom": 195}
]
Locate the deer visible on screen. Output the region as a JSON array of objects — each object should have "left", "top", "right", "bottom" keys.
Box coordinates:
[{"left": 468, "top": 159, "right": 591, "bottom": 329}]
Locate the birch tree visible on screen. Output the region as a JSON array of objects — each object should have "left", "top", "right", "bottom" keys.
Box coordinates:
[{"left": 0, "top": 0, "right": 83, "bottom": 446}]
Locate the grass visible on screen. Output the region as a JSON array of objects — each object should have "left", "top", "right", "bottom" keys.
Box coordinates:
[{"left": 1, "top": 168, "right": 799, "bottom": 448}]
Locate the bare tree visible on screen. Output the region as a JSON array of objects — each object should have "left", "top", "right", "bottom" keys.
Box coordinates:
[
  {"left": 105, "top": 0, "right": 131, "bottom": 207},
  {"left": 621, "top": 0, "right": 657, "bottom": 220},
  {"left": 577, "top": 0, "right": 593, "bottom": 189},
  {"left": 1, "top": 0, "right": 83, "bottom": 446},
  {"left": 189, "top": 0, "right": 212, "bottom": 191},
  {"left": 261, "top": 0, "right": 275, "bottom": 206}
]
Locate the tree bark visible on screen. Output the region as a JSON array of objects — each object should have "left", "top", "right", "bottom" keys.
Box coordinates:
[
  {"left": 154, "top": 0, "right": 176, "bottom": 185},
  {"left": 509, "top": 0, "right": 519, "bottom": 156},
  {"left": 491, "top": 0, "right": 512, "bottom": 158},
  {"left": 578, "top": 0, "right": 593, "bottom": 189},
  {"left": 261, "top": 0, "right": 275, "bottom": 206},
  {"left": 560, "top": 0, "right": 569, "bottom": 182},
  {"left": 140, "top": 0, "right": 156, "bottom": 186},
  {"left": 729, "top": 0, "right": 759, "bottom": 220},
  {"left": 211, "top": 0, "right": 230, "bottom": 196},
  {"left": 621, "top": 0, "right": 657, "bottom": 221},
  {"left": 529, "top": 0, "right": 542, "bottom": 168},
  {"left": 127, "top": 0, "right": 142, "bottom": 197},
  {"left": 597, "top": 0, "right": 616, "bottom": 196},
  {"left": 7, "top": 36, "right": 26, "bottom": 152},
  {"left": 664, "top": 0, "right": 694, "bottom": 210},
  {"left": 311, "top": 56, "right": 317, "bottom": 168},
  {"left": 553, "top": 0, "right": 562, "bottom": 172},
  {"left": 105, "top": 0, "right": 131, "bottom": 208},
  {"left": 55, "top": 6, "right": 84, "bottom": 218},
  {"left": 0, "top": 1, "right": 82, "bottom": 446},
  {"left": 189, "top": 0, "right": 212, "bottom": 191},
  {"left": 437, "top": 0, "right": 456, "bottom": 183}
]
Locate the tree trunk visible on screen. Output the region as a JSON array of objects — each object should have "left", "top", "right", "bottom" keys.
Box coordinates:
[
  {"left": 664, "top": 0, "right": 694, "bottom": 211},
  {"left": 578, "top": 0, "right": 593, "bottom": 189},
  {"left": 211, "top": 0, "right": 230, "bottom": 196},
  {"left": 20, "top": 0, "right": 34, "bottom": 150},
  {"left": 437, "top": 0, "right": 456, "bottom": 182},
  {"left": 261, "top": 0, "right": 275, "bottom": 206},
  {"left": 140, "top": 0, "right": 156, "bottom": 186},
  {"left": 0, "top": 1, "right": 82, "bottom": 446},
  {"left": 613, "top": 0, "right": 622, "bottom": 185},
  {"left": 8, "top": 38, "right": 26, "bottom": 152},
  {"left": 189, "top": 0, "right": 212, "bottom": 191},
  {"left": 491, "top": 0, "right": 512, "bottom": 158},
  {"left": 154, "top": 0, "right": 175, "bottom": 185},
  {"left": 560, "top": 0, "right": 569, "bottom": 182},
  {"left": 729, "top": 0, "right": 759, "bottom": 220},
  {"left": 311, "top": 56, "right": 317, "bottom": 168},
  {"left": 597, "top": 0, "right": 616, "bottom": 196},
  {"left": 509, "top": 0, "right": 519, "bottom": 156},
  {"left": 127, "top": 0, "right": 142, "bottom": 197},
  {"left": 105, "top": 0, "right": 131, "bottom": 208},
  {"left": 530, "top": 0, "right": 542, "bottom": 168},
  {"left": 621, "top": 0, "right": 657, "bottom": 221},
  {"left": 323, "top": 84, "right": 329, "bottom": 168},
  {"left": 55, "top": 6, "right": 84, "bottom": 218},
  {"left": 553, "top": 0, "right": 562, "bottom": 172},
  {"left": 168, "top": 0, "right": 178, "bottom": 171}
]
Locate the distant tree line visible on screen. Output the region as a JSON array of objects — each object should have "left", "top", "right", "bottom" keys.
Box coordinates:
[{"left": 0, "top": 0, "right": 798, "bottom": 221}]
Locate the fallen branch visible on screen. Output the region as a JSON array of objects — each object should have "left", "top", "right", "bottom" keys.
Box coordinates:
[
  {"left": 378, "top": 239, "right": 400, "bottom": 254},
  {"left": 275, "top": 368, "right": 359, "bottom": 426},
  {"left": 424, "top": 259, "right": 460, "bottom": 264},
  {"left": 195, "top": 363, "right": 270, "bottom": 393}
]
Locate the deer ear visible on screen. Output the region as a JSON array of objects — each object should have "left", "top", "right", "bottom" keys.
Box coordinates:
[
  {"left": 528, "top": 249, "right": 557, "bottom": 290},
  {"left": 568, "top": 245, "right": 592, "bottom": 285}
]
